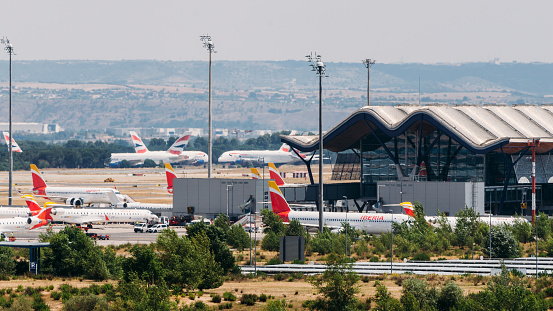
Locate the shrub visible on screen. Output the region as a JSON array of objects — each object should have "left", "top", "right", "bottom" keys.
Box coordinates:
[
  {"left": 261, "top": 231, "right": 281, "bottom": 252},
  {"left": 50, "top": 291, "right": 61, "bottom": 300},
  {"left": 484, "top": 226, "right": 521, "bottom": 258},
  {"left": 265, "top": 299, "right": 288, "bottom": 311},
  {"left": 218, "top": 302, "right": 233, "bottom": 309},
  {"left": 240, "top": 294, "right": 257, "bottom": 306},
  {"left": 259, "top": 293, "right": 267, "bottom": 302},
  {"left": 227, "top": 225, "right": 251, "bottom": 250},
  {"left": 412, "top": 253, "right": 431, "bottom": 261},
  {"left": 265, "top": 256, "right": 283, "bottom": 265},
  {"left": 63, "top": 295, "right": 108, "bottom": 311},
  {"left": 212, "top": 294, "right": 222, "bottom": 303},
  {"left": 223, "top": 292, "right": 236, "bottom": 301}
]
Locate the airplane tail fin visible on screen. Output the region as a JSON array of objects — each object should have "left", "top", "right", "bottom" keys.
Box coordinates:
[
  {"left": 168, "top": 132, "right": 191, "bottom": 155},
  {"left": 279, "top": 143, "right": 291, "bottom": 153},
  {"left": 22, "top": 195, "right": 42, "bottom": 215},
  {"left": 165, "top": 163, "right": 177, "bottom": 194},
  {"left": 268, "top": 181, "right": 291, "bottom": 215},
  {"left": 31, "top": 207, "right": 53, "bottom": 229},
  {"left": 251, "top": 167, "right": 262, "bottom": 180},
  {"left": 3, "top": 132, "right": 22, "bottom": 153},
  {"left": 268, "top": 163, "right": 285, "bottom": 186},
  {"left": 30, "top": 164, "right": 48, "bottom": 190},
  {"left": 400, "top": 202, "right": 415, "bottom": 217},
  {"left": 130, "top": 131, "right": 149, "bottom": 153}
]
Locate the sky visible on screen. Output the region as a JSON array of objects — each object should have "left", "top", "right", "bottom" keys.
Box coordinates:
[{"left": 1, "top": 0, "right": 553, "bottom": 64}]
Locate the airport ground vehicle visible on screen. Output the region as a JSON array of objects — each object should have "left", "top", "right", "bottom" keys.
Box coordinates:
[
  {"left": 86, "top": 232, "right": 110, "bottom": 240},
  {"left": 134, "top": 223, "right": 149, "bottom": 233},
  {"left": 147, "top": 223, "right": 168, "bottom": 233}
]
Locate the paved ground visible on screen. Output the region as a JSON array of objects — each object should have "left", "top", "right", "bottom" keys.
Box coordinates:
[{"left": 8, "top": 223, "right": 264, "bottom": 245}]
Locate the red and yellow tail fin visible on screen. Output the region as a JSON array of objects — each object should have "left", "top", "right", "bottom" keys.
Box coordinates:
[
  {"left": 400, "top": 202, "right": 414, "bottom": 217},
  {"left": 164, "top": 163, "right": 177, "bottom": 194},
  {"left": 251, "top": 167, "right": 262, "bottom": 180},
  {"left": 268, "top": 163, "right": 285, "bottom": 186},
  {"left": 30, "top": 164, "right": 48, "bottom": 190},
  {"left": 268, "top": 181, "right": 291, "bottom": 215},
  {"left": 22, "top": 195, "right": 42, "bottom": 216}
]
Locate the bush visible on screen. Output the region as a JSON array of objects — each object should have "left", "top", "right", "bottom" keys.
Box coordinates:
[
  {"left": 218, "top": 302, "right": 233, "bottom": 309},
  {"left": 50, "top": 291, "right": 61, "bottom": 300},
  {"left": 63, "top": 294, "right": 109, "bottom": 311},
  {"left": 265, "top": 299, "right": 288, "bottom": 311},
  {"left": 223, "top": 292, "right": 236, "bottom": 301},
  {"left": 265, "top": 256, "right": 283, "bottom": 265},
  {"left": 240, "top": 294, "right": 257, "bottom": 306},
  {"left": 412, "top": 253, "right": 431, "bottom": 261},
  {"left": 212, "top": 294, "right": 222, "bottom": 303},
  {"left": 259, "top": 293, "right": 267, "bottom": 302}
]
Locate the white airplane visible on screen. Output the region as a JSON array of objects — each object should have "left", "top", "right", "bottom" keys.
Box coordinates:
[
  {"left": 250, "top": 167, "right": 262, "bottom": 180},
  {"left": 426, "top": 214, "right": 530, "bottom": 229},
  {"left": 23, "top": 196, "right": 158, "bottom": 226},
  {"left": 30, "top": 164, "right": 126, "bottom": 206},
  {"left": 0, "top": 207, "right": 52, "bottom": 238},
  {"left": 218, "top": 144, "right": 303, "bottom": 167},
  {"left": 106, "top": 191, "right": 172, "bottom": 210},
  {"left": 268, "top": 181, "right": 414, "bottom": 235},
  {"left": 109, "top": 132, "right": 208, "bottom": 167},
  {"left": 3, "top": 132, "right": 22, "bottom": 152},
  {"left": 0, "top": 195, "right": 44, "bottom": 218},
  {"left": 165, "top": 163, "right": 177, "bottom": 194}
]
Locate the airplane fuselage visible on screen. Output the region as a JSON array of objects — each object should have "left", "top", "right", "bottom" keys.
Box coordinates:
[
  {"left": 218, "top": 150, "right": 300, "bottom": 166},
  {"left": 32, "top": 187, "right": 123, "bottom": 205},
  {"left": 0, "top": 207, "right": 33, "bottom": 219},
  {"left": 110, "top": 151, "right": 207, "bottom": 167},
  {"left": 50, "top": 208, "right": 158, "bottom": 224},
  {"left": 282, "top": 211, "right": 411, "bottom": 235}
]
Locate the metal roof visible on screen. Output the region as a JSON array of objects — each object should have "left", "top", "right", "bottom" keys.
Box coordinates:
[{"left": 282, "top": 105, "right": 553, "bottom": 154}]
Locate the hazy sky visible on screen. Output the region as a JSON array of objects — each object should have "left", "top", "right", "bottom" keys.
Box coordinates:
[{"left": 1, "top": 0, "right": 552, "bottom": 63}]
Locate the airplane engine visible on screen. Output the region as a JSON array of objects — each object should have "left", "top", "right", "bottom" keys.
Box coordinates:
[
  {"left": 66, "top": 198, "right": 84, "bottom": 207},
  {"left": 27, "top": 217, "right": 32, "bottom": 224}
]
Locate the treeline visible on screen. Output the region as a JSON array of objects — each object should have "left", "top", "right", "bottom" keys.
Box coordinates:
[{"left": 0, "top": 131, "right": 293, "bottom": 170}]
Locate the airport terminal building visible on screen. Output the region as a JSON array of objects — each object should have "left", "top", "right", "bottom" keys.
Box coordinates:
[{"left": 281, "top": 105, "right": 553, "bottom": 216}]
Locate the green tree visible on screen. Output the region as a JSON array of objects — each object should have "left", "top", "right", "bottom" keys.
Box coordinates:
[
  {"left": 118, "top": 159, "right": 131, "bottom": 168},
  {"left": 261, "top": 209, "right": 286, "bottom": 235},
  {"left": 510, "top": 216, "right": 532, "bottom": 243},
  {"left": 142, "top": 159, "right": 157, "bottom": 168},
  {"left": 484, "top": 226, "right": 521, "bottom": 258},
  {"left": 261, "top": 231, "right": 281, "bottom": 252},
  {"left": 227, "top": 224, "right": 250, "bottom": 250},
  {"left": 0, "top": 246, "right": 15, "bottom": 275},
  {"left": 454, "top": 207, "right": 480, "bottom": 247},
  {"left": 63, "top": 294, "right": 109, "bottom": 311},
  {"left": 373, "top": 282, "right": 402, "bottom": 311},
  {"left": 400, "top": 278, "right": 437, "bottom": 310},
  {"left": 308, "top": 254, "right": 360, "bottom": 311},
  {"left": 122, "top": 244, "right": 166, "bottom": 285},
  {"left": 536, "top": 212, "right": 551, "bottom": 240}
]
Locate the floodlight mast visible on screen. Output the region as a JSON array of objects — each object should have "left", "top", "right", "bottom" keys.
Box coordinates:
[
  {"left": 1, "top": 37, "right": 14, "bottom": 205},
  {"left": 306, "top": 52, "right": 326, "bottom": 233},
  {"left": 362, "top": 59, "right": 375, "bottom": 106},
  {"left": 200, "top": 35, "right": 216, "bottom": 178}
]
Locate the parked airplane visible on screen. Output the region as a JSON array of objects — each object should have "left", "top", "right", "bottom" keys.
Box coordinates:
[
  {"left": 268, "top": 181, "right": 413, "bottom": 234},
  {"left": 165, "top": 163, "right": 177, "bottom": 194},
  {"left": 268, "top": 163, "right": 286, "bottom": 186},
  {"left": 106, "top": 191, "right": 172, "bottom": 210},
  {"left": 218, "top": 144, "right": 302, "bottom": 167},
  {"left": 109, "top": 132, "right": 207, "bottom": 167},
  {"left": 0, "top": 207, "right": 52, "bottom": 237},
  {"left": 0, "top": 195, "right": 44, "bottom": 218},
  {"left": 30, "top": 164, "right": 126, "bottom": 206},
  {"left": 23, "top": 196, "right": 158, "bottom": 227},
  {"left": 3, "top": 132, "right": 22, "bottom": 152},
  {"left": 251, "top": 167, "right": 262, "bottom": 180}
]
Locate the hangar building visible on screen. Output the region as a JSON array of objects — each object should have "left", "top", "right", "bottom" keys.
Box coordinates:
[{"left": 281, "top": 105, "right": 553, "bottom": 216}]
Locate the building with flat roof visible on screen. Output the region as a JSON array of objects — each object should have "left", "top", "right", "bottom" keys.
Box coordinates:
[{"left": 281, "top": 105, "right": 553, "bottom": 216}]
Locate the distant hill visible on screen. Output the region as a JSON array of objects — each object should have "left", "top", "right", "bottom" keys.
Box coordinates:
[{"left": 0, "top": 60, "right": 551, "bottom": 131}]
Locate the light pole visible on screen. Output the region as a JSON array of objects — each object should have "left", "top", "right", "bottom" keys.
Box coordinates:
[
  {"left": 1, "top": 37, "right": 14, "bottom": 205},
  {"left": 472, "top": 243, "right": 475, "bottom": 260},
  {"left": 200, "top": 35, "right": 215, "bottom": 178},
  {"left": 391, "top": 208, "right": 394, "bottom": 274},
  {"left": 362, "top": 59, "right": 375, "bottom": 106},
  {"left": 226, "top": 184, "right": 233, "bottom": 217},
  {"left": 306, "top": 52, "right": 326, "bottom": 232},
  {"left": 343, "top": 196, "right": 348, "bottom": 257}
]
